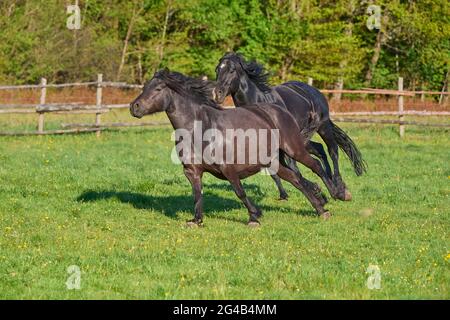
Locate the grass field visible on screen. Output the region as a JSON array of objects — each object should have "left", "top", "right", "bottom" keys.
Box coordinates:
[{"left": 0, "top": 121, "right": 448, "bottom": 299}]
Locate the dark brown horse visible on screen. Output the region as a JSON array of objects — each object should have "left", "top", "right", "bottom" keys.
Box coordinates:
[
  {"left": 213, "top": 53, "right": 366, "bottom": 202},
  {"left": 130, "top": 69, "right": 340, "bottom": 226}
]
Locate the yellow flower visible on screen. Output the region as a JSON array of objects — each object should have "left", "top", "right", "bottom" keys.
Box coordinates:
[{"left": 445, "top": 253, "right": 450, "bottom": 262}]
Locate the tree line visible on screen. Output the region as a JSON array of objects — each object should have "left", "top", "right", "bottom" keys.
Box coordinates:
[{"left": 0, "top": 0, "right": 448, "bottom": 92}]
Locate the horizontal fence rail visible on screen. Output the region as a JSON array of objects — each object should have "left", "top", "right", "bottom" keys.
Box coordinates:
[
  {"left": 1, "top": 82, "right": 449, "bottom": 95},
  {"left": 0, "top": 75, "right": 448, "bottom": 136},
  {"left": 61, "top": 121, "right": 170, "bottom": 129},
  {"left": 0, "top": 82, "right": 99, "bottom": 90},
  {"left": 332, "top": 118, "right": 450, "bottom": 127},
  {"left": 330, "top": 111, "right": 450, "bottom": 116}
]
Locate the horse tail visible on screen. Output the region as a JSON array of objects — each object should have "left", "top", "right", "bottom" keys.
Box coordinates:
[{"left": 330, "top": 121, "right": 367, "bottom": 176}]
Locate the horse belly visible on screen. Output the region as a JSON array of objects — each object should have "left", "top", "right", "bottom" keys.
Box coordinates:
[
  {"left": 201, "top": 163, "right": 263, "bottom": 180},
  {"left": 233, "top": 164, "right": 264, "bottom": 179},
  {"left": 201, "top": 163, "right": 228, "bottom": 180}
]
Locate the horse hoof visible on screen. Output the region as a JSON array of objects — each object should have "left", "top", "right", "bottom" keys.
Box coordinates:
[
  {"left": 186, "top": 220, "right": 203, "bottom": 228},
  {"left": 247, "top": 221, "right": 261, "bottom": 228},
  {"left": 344, "top": 189, "right": 352, "bottom": 201},
  {"left": 320, "top": 211, "right": 332, "bottom": 220}
]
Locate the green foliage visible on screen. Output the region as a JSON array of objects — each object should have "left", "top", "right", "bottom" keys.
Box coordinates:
[{"left": 0, "top": 0, "right": 448, "bottom": 90}]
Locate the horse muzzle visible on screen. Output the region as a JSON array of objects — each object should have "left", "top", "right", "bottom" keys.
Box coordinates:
[{"left": 130, "top": 103, "right": 143, "bottom": 119}]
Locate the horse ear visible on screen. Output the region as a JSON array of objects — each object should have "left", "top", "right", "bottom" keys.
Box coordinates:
[{"left": 155, "top": 68, "right": 170, "bottom": 78}]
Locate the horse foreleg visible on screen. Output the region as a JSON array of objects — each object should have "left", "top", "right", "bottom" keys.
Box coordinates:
[
  {"left": 270, "top": 174, "right": 289, "bottom": 200},
  {"left": 225, "top": 171, "right": 262, "bottom": 226},
  {"left": 184, "top": 165, "right": 204, "bottom": 226}
]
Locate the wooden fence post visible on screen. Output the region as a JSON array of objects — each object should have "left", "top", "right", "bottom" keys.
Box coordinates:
[
  {"left": 307, "top": 77, "right": 313, "bottom": 86},
  {"left": 38, "top": 78, "right": 47, "bottom": 134},
  {"left": 96, "top": 74, "right": 103, "bottom": 137},
  {"left": 398, "top": 77, "right": 405, "bottom": 137},
  {"left": 439, "top": 68, "right": 449, "bottom": 105},
  {"left": 420, "top": 85, "right": 425, "bottom": 103}
]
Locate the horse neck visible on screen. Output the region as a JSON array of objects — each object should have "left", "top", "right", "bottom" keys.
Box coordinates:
[
  {"left": 165, "top": 94, "right": 200, "bottom": 130},
  {"left": 232, "top": 75, "right": 267, "bottom": 107}
]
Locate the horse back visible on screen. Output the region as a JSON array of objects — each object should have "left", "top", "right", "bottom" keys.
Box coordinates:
[{"left": 274, "top": 81, "right": 329, "bottom": 118}]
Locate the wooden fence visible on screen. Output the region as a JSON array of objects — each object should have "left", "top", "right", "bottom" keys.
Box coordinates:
[{"left": 0, "top": 75, "right": 448, "bottom": 137}]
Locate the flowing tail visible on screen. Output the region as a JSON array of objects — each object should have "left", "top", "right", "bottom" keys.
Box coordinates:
[{"left": 330, "top": 121, "right": 367, "bottom": 176}]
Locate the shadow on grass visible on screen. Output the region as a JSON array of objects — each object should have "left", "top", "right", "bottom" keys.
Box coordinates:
[{"left": 77, "top": 187, "right": 317, "bottom": 224}]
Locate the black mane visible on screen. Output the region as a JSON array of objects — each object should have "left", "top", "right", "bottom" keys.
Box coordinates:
[
  {"left": 219, "top": 52, "right": 272, "bottom": 93},
  {"left": 156, "top": 70, "right": 220, "bottom": 109}
]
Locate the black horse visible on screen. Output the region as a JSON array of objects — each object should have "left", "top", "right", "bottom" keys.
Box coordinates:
[
  {"left": 130, "top": 69, "right": 341, "bottom": 226},
  {"left": 213, "top": 52, "right": 366, "bottom": 202}
]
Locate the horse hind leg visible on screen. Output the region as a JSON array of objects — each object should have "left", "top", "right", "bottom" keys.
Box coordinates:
[
  {"left": 280, "top": 154, "right": 327, "bottom": 206},
  {"left": 274, "top": 161, "right": 330, "bottom": 218},
  {"left": 282, "top": 141, "right": 342, "bottom": 201},
  {"left": 317, "top": 122, "right": 350, "bottom": 201},
  {"left": 306, "top": 140, "right": 333, "bottom": 179}
]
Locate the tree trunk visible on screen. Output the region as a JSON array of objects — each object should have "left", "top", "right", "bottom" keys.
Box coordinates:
[
  {"left": 333, "top": 77, "right": 344, "bottom": 101},
  {"left": 439, "top": 67, "right": 449, "bottom": 105},
  {"left": 156, "top": 1, "right": 172, "bottom": 69},
  {"left": 6, "top": 3, "right": 15, "bottom": 18},
  {"left": 280, "top": 56, "right": 293, "bottom": 82},
  {"left": 137, "top": 42, "right": 143, "bottom": 84},
  {"left": 365, "top": 30, "right": 384, "bottom": 86},
  {"left": 73, "top": 0, "right": 80, "bottom": 60},
  {"left": 335, "top": 21, "right": 353, "bottom": 97},
  {"left": 116, "top": 6, "right": 142, "bottom": 81}
]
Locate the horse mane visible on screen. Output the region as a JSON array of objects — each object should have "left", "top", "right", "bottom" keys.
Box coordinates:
[
  {"left": 156, "top": 69, "right": 222, "bottom": 109},
  {"left": 219, "top": 52, "right": 272, "bottom": 93}
]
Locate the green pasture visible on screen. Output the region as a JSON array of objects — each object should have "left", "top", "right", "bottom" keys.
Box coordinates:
[{"left": 0, "top": 119, "right": 448, "bottom": 299}]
